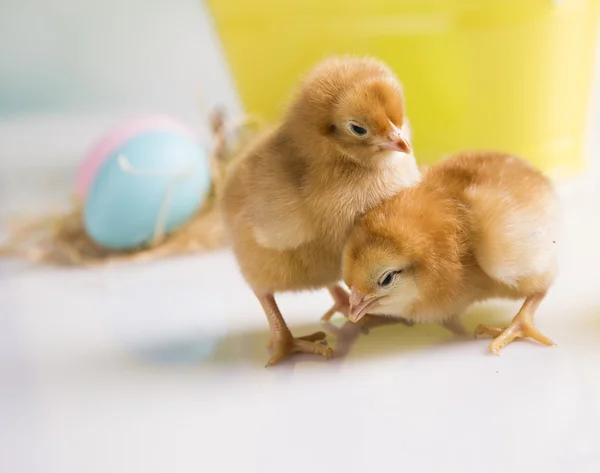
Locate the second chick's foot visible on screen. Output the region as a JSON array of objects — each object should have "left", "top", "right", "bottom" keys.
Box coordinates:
[
  {"left": 475, "top": 293, "right": 555, "bottom": 355},
  {"left": 266, "top": 334, "right": 334, "bottom": 367},
  {"left": 321, "top": 284, "right": 351, "bottom": 322}
]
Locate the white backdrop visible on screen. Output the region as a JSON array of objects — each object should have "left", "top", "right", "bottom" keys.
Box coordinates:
[{"left": 0, "top": 0, "right": 240, "bottom": 172}]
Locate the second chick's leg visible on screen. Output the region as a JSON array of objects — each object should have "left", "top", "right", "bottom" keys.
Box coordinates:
[
  {"left": 441, "top": 315, "right": 469, "bottom": 337},
  {"left": 321, "top": 284, "right": 350, "bottom": 321},
  {"left": 475, "top": 293, "right": 555, "bottom": 355},
  {"left": 257, "top": 292, "right": 334, "bottom": 367}
]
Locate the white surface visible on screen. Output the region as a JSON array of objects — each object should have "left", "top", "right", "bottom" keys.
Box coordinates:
[{"left": 2, "top": 135, "right": 600, "bottom": 473}]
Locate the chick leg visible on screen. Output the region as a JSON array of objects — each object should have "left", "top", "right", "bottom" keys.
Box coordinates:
[
  {"left": 257, "top": 293, "right": 334, "bottom": 366},
  {"left": 441, "top": 315, "right": 469, "bottom": 337},
  {"left": 475, "top": 293, "right": 555, "bottom": 355},
  {"left": 321, "top": 284, "right": 350, "bottom": 321}
]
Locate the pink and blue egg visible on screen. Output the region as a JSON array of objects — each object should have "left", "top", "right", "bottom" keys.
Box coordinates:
[{"left": 76, "top": 115, "right": 211, "bottom": 250}]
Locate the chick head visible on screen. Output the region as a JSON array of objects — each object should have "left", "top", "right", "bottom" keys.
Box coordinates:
[
  {"left": 329, "top": 77, "right": 411, "bottom": 164},
  {"left": 286, "top": 56, "right": 411, "bottom": 166},
  {"left": 342, "top": 190, "right": 468, "bottom": 322}
]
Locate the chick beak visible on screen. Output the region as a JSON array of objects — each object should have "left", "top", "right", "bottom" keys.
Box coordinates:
[
  {"left": 394, "top": 136, "right": 411, "bottom": 154},
  {"left": 348, "top": 288, "right": 383, "bottom": 323},
  {"left": 379, "top": 135, "right": 411, "bottom": 154}
]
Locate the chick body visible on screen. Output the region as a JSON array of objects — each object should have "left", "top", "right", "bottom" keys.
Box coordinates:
[
  {"left": 343, "top": 151, "right": 558, "bottom": 354},
  {"left": 224, "top": 137, "right": 416, "bottom": 292},
  {"left": 221, "top": 56, "right": 420, "bottom": 365}
]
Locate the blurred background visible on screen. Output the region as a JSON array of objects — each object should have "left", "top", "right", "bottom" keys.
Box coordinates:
[
  {"left": 0, "top": 0, "right": 239, "bottom": 176},
  {"left": 2, "top": 0, "right": 600, "bottom": 180}
]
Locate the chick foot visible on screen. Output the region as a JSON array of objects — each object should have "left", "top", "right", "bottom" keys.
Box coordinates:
[
  {"left": 266, "top": 331, "right": 326, "bottom": 348},
  {"left": 475, "top": 293, "right": 554, "bottom": 355},
  {"left": 257, "top": 291, "right": 334, "bottom": 367},
  {"left": 266, "top": 334, "right": 334, "bottom": 367},
  {"left": 321, "top": 284, "right": 350, "bottom": 321}
]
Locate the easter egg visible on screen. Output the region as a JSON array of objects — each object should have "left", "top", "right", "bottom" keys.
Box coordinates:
[
  {"left": 76, "top": 114, "right": 195, "bottom": 197},
  {"left": 83, "top": 130, "right": 210, "bottom": 250}
]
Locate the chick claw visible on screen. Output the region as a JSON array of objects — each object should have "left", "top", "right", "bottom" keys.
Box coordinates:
[
  {"left": 475, "top": 314, "right": 555, "bottom": 355},
  {"left": 266, "top": 334, "right": 334, "bottom": 367}
]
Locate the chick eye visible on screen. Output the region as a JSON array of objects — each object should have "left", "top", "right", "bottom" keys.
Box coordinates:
[
  {"left": 348, "top": 122, "right": 368, "bottom": 137},
  {"left": 378, "top": 269, "right": 403, "bottom": 288}
]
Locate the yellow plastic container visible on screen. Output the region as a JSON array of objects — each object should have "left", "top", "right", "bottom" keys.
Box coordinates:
[{"left": 207, "top": 0, "right": 600, "bottom": 176}]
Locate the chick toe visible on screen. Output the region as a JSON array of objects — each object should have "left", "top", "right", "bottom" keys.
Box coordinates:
[
  {"left": 266, "top": 331, "right": 327, "bottom": 348},
  {"left": 475, "top": 294, "right": 554, "bottom": 355},
  {"left": 474, "top": 325, "right": 505, "bottom": 338},
  {"left": 266, "top": 335, "right": 334, "bottom": 367}
]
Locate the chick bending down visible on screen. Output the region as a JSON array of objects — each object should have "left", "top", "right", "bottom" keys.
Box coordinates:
[
  {"left": 221, "top": 56, "right": 420, "bottom": 366},
  {"left": 343, "top": 151, "right": 558, "bottom": 355}
]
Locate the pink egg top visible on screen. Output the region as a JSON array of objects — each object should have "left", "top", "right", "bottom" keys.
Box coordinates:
[{"left": 75, "top": 114, "right": 195, "bottom": 197}]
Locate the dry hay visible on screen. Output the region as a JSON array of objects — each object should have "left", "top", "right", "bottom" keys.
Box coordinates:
[{"left": 0, "top": 110, "right": 263, "bottom": 266}]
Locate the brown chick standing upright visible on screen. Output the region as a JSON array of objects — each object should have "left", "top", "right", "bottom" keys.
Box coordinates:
[
  {"left": 343, "top": 151, "right": 558, "bottom": 355},
  {"left": 221, "top": 56, "right": 420, "bottom": 366}
]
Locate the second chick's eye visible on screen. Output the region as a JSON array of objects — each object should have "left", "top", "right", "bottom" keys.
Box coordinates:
[
  {"left": 378, "top": 269, "right": 403, "bottom": 288},
  {"left": 348, "top": 122, "right": 368, "bottom": 137},
  {"left": 380, "top": 273, "right": 394, "bottom": 287}
]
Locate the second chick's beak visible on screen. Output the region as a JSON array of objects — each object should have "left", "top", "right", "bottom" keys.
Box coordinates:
[
  {"left": 348, "top": 287, "right": 383, "bottom": 323},
  {"left": 379, "top": 134, "right": 411, "bottom": 154}
]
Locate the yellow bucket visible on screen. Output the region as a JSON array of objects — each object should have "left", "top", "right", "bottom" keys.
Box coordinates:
[{"left": 207, "top": 0, "right": 600, "bottom": 176}]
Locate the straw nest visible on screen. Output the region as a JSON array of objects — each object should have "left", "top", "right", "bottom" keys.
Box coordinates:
[{"left": 0, "top": 110, "right": 263, "bottom": 266}]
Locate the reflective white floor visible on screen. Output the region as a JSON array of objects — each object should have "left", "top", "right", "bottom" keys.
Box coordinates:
[{"left": 1, "top": 128, "right": 600, "bottom": 473}]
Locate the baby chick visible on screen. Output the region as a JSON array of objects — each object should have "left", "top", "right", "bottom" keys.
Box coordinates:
[
  {"left": 343, "top": 151, "right": 558, "bottom": 355},
  {"left": 221, "top": 56, "right": 420, "bottom": 366}
]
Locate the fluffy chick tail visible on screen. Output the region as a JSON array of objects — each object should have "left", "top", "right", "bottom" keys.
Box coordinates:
[
  {"left": 466, "top": 185, "right": 558, "bottom": 288},
  {"left": 208, "top": 108, "right": 265, "bottom": 201}
]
